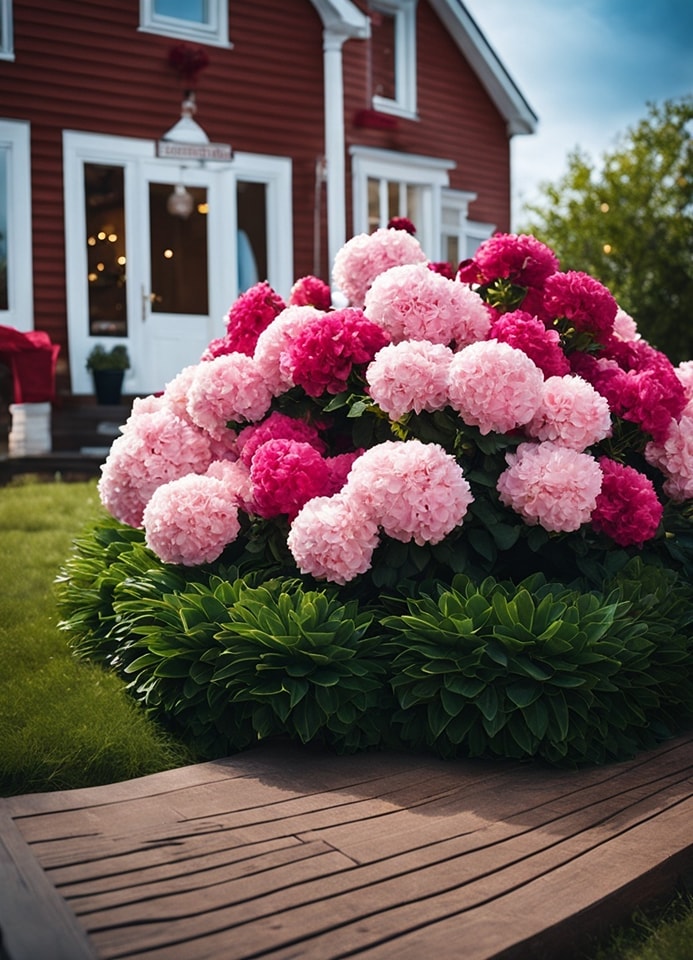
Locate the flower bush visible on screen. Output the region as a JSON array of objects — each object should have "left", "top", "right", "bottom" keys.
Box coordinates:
[{"left": 59, "top": 228, "right": 693, "bottom": 766}]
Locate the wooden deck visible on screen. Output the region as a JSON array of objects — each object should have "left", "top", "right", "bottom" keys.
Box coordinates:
[{"left": 1, "top": 732, "right": 692, "bottom": 960}]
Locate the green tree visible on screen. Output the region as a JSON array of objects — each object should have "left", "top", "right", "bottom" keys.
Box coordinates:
[{"left": 520, "top": 97, "right": 693, "bottom": 362}]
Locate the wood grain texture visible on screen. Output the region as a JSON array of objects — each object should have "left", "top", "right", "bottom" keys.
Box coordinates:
[{"left": 1, "top": 733, "right": 692, "bottom": 960}]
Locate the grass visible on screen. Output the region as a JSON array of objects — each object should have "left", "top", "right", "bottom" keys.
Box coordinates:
[
  {"left": 0, "top": 475, "right": 691, "bottom": 960},
  {"left": 0, "top": 474, "right": 193, "bottom": 796}
]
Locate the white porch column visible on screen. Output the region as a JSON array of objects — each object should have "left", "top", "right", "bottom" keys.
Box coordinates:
[{"left": 323, "top": 27, "right": 349, "bottom": 272}]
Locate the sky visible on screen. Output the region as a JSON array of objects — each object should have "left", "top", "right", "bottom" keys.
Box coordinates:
[{"left": 461, "top": 0, "right": 693, "bottom": 227}]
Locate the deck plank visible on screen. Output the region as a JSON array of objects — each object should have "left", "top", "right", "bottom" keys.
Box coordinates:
[{"left": 1, "top": 732, "right": 692, "bottom": 960}]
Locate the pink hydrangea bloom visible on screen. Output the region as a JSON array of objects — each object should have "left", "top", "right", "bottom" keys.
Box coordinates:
[
  {"left": 288, "top": 275, "right": 332, "bottom": 311},
  {"left": 98, "top": 407, "right": 215, "bottom": 528},
  {"left": 645, "top": 402, "right": 693, "bottom": 501},
  {"left": 325, "top": 450, "right": 362, "bottom": 494},
  {"left": 143, "top": 474, "right": 241, "bottom": 566},
  {"left": 366, "top": 340, "right": 453, "bottom": 420},
  {"left": 542, "top": 270, "right": 618, "bottom": 341},
  {"left": 448, "top": 340, "right": 544, "bottom": 435},
  {"left": 525, "top": 375, "right": 612, "bottom": 450},
  {"left": 345, "top": 439, "right": 473, "bottom": 545},
  {"left": 201, "top": 281, "right": 285, "bottom": 359},
  {"left": 591, "top": 457, "right": 662, "bottom": 547},
  {"left": 249, "top": 439, "right": 331, "bottom": 520},
  {"left": 428, "top": 261, "right": 456, "bottom": 279},
  {"left": 497, "top": 441, "right": 602, "bottom": 532},
  {"left": 676, "top": 360, "right": 693, "bottom": 401},
  {"left": 253, "top": 304, "right": 324, "bottom": 395},
  {"left": 205, "top": 458, "right": 254, "bottom": 511},
  {"left": 186, "top": 353, "right": 272, "bottom": 439},
  {"left": 332, "top": 227, "right": 427, "bottom": 308},
  {"left": 457, "top": 233, "right": 559, "bottom": 287},
  {"left": 611, "top": 307, "right": 640, "bottom": 342},
  {"left": 488, "top": 310, "right": 570, "bottom": 378},
  {"left": 161, "top": 365, "right": 199, "bottom": 423},
  {"left": 569, "top": 353, "right": 636, "bottom": 418},
  {"left": 287, "top": 494, "right": 380, "bottom": 584},
  {"left": 236, "top": 410, "right": 326, "bottom": 466},
  {"left": 280, "top": 308, "right": 390, "bottom": 397},
  {"left": 364, "top": 263, "right": 490, "bottom": 348}
]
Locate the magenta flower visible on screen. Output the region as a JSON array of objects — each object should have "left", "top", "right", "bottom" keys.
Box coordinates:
[
  {"left": 542, "top": 270, "right": 618, "bottom": 342},
  {"left": 457, "top": 233, "right": 559, "bottom": 287},
  {"left": 489, "top": 310, "right": 570, "bottom": 378},
  {"left": 332, "top": 227, "right": 427, "bottom": 307},
  {"left": 525, "top": 375, "right": 612, "bottom": 450},
  {"left": 187, "top": 353, "right": 272, "bottom": 438},
  {"left": 280, "top": 308, "right": 390, "bottom": 397},
  {"left": 143, "top": 474, "right": 241, "bottom": 566},
  {"left": 289, "top": 275, "right": 332, "bottom": 311},
  {"left": 287, "top": 494, "right": 380, "bottom": 584},
  {"left": 253, "top": 304, "right": 325, "bottom": 395},
  {"left": 448, "top": 340, "right": 544, "bottom": 435},
  {"left": 591, "top": 458, "right": 662, "bottom": 547},
  {"left": 236, "top": 410, "right": 326, "bottom": 466},
  {"left": 325, "top": 450, "right": 363, "bottom": 495},
  {"left": 497, "top": 441, "right": 602, "bottom": 532},
  {"left": 215, "top": 281, "right": 286, "bottom": 357},
  {"left": 366, "top": 340, "right": 453, "bottom": 420},
  {"left": 364, "top": 263, "right": 490, "bottom": 348},
  {"left": 249, "top": 439, "right": 331, "bottom": 520},
  {"left": 345, "top": 439, "right": 473, "bottom": 545}
]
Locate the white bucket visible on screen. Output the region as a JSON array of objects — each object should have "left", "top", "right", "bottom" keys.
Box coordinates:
[{"left": 8, "top": 402, "right": 52, "bottom": 457}]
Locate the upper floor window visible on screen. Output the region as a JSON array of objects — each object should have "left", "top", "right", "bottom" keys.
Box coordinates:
[
  {"left": 369, "top": 0, "right": 417, "bottom": 119},
  {"left": 0, "top": 0, "right": 13, "bottom": 60},
  {"left": 0, "top": 120, "right": 33, "bottom": 329},
  {"left": 140, "top": 0, "right": 230, "bottom": 47}
]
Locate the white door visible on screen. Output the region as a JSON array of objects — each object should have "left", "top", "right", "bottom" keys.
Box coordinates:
[{"left": 135, "top": 162, "right": 235, "bottom": 394}]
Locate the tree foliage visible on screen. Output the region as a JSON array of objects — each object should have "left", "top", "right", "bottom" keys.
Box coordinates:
[{"left": 520, "top": 97, "right": 693, "bottom": 362}]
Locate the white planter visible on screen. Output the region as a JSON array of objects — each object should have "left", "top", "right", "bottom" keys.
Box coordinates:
[{"left": 8, "top": 402, "right": 52, "bottom": 457}]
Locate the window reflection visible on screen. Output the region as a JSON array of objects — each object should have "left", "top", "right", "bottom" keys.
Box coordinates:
[
  {"left": 84, "top": 163, "right": 127, "bottom": 336},
  {"left": 149, "top": 181, "right": 209, "bottom": 315}
]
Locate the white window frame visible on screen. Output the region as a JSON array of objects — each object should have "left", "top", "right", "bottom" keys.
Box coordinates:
[
  {"left": 139, "top": 0, "right": 231, "bottom": 48},
  {"left": 351, "top": 145, "right": 453, "bottom": 260},
  {"left": 0, "top": 0, "right": 13, "bottom": 60},
  {"left": 441, "top": 187, "right": 495, "bottom": 264},
  {"left": 370, "top": 0, "right": 417, "bottom": 120},
  {"left": 0, "top": 120, "right": 32, "bottom": 330}
]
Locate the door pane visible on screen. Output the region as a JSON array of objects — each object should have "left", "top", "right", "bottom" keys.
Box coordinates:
[
  {"left": 84, "top": 163, "right": 127, "bottom": 336},
  {"left": 149, "top": 182, "right": 208, "bottom": 315},
  {"left": 237, "top": 180, "right": 266, "bottom": 291}
]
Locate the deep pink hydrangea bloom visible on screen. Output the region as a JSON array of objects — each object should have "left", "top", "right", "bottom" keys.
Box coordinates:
[
  {"left": 387, "top": 216, "right": 417, "bottom": 234},
  {"left": 457, "top": 233, "right": 559, "bottom": 287},
  {"left": 204, "top": 281, "right": 285, "bottom": 358},
  {"left": 143, "top": 474, "right": 241, "bottom": 566},
  {"left": 187, "top": 353, "right": 272, "bottom": 438},
  {"left": 98, "top": 407, "right": 215, "bottom": 528},
  {"left": 332, "top": 227, "right": 427, "bottom": 307},
  {"left": 236, "top": 410, "right": 326, "bottom": 466},
  {"left": 569, "top": 353, "right": 637, "bottom": 418},
  {"left": 525, "top": 375, "right": 612, "bottom": 450},
  {"left": 325, "top": 450, "right": 362, "bottom": 495},
  {"left": 591, "top": 457, "right": 662, "bottom": 547},
  {"left": 249, "top": 438, "right": 331, "bottom": 520},
  {"left": 645, "top": 402, "right": 693, "bottom": 501},
  {"left": 364, "top": 263, "right": 490, "bottom": 348},
  {"left": 488, "top": 310, "right": 570, "bottom": 378},
  {"left": 345, "top": 439, "right": 473, "bottom": 545},
  {"left": 542, "top": 270, "right": 618, "bottom": 341},
  {"left": 253, "top": 304, "right": 324, "bottom": 395},
  {"left": 280, "top": 308, "right": 390, "bottom": 397},
  {"left": 497, "top": 441, "right": 602, "bottom": 532},
  {"left": 428, "top": 261, "right": 456, "bottom": 280},
  {"left": 448, "top": 341, "right": 544, "bottom": 435},
  {"left": 288, "top": 275, "right": 332, "bottom": 311},
  {"left": 366, "top": 340, "right": 453, "bottom": 420},
  {"left": 287, "top": 493, "right": 380, "bottom": 584}
]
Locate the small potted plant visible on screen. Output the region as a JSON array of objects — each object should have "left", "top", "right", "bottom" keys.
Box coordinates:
[{"left": 86, "top": 343, "right": 130, "bottom": 405}]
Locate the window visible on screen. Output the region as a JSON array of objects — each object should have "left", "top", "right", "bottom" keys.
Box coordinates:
[
  {"left": 351, "top": 146, "right": 453, "bottom": 259},
  {"left": 0, "top": 120, "right": 32, "bottom": 330},
  {"left": 139, "top": 0, "right": 230, "bottom": 47},
  {"left": 84, "top": 163, "right": 128, "bottom": 336},
  {"left": 369, "top": 0, "right": 417, "bottom": 119},
  {"left": 0, "top": 0, "right": 13, "bottom": 60},
  {"left": 441, "top": 188, "right": 494, "bottom": 266}
]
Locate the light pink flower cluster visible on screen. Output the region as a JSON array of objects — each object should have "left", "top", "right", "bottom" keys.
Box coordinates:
[
  {"left": 202, "top": 281, "right": 285, "bottom": 358},
  {"left": 249, "top": 439, "right": 331, "bottom": 520},
  {"left": 457, "top": 232, "right": 559, "bottom": 287},
  {"left": 611, "top": 308, "right": 640, "bottom": 342},
  {"left": 186, "top": 353, "right": 272, "bottom": 438},
  {"left": 591, "top": 457, "right": 662, "bottom": 547},
  {"left": 488, "top": 310, "right": 569, "bottom": 378},
  {"left": 448, "top": 341, "right": 544, "bottom": 435},
  {"left": 205, "top": 458, "right": 254, "bottom": 512},
  {"left": 645, "top": 402, "right": 693, "bottom": 501},
  {"left": 497, "top": 442, "right": 603, "bottom": 532},
  {"left": 345, "top": 439, "right": 473, "bottom": 545},
  {"left": 253, "top": 304, "right": 324, "bottom": 395},
  {"left": 542, "top": 270, "right": 618, "bottom": 342},
  {"left": 366, "top": 340, "right": 453, "bottom": 420},
  {"left": 526, "top": 375, "right": 612, "bottom": 450},
  {"left": 288, "top": 275, "right": 332, "bottom": 311},
  {"left": 332, "top": 227, "right": 427, "bottom": 308},
  {"left": 364, "top": 263, "right": 490, "bottom": 347},
  {"left": 288, "top": 495, "right": 380, "bottom": 585},
  {"left": 280, "top": 308, "right": 390, "bottom": 397},
  {"left": 98, "top": 406, "right": 215, "bottom": 528},
  {"left": 675, "top": 361, "right": 693, "bottom": 401},
  {"left": 143, "top": 474, "right": 241, "bottom": 566}
]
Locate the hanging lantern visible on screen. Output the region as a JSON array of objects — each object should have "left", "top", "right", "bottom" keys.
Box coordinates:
[{"left": 167, "top": 183, "right": 194, "bottom": 219}]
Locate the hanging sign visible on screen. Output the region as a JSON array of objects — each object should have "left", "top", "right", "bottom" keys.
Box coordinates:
[{"left": 157, "top": 141, "right": 233, "bottom": 161}]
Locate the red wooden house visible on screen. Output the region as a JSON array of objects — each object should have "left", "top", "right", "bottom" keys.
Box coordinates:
[{"left": 0, "top": 0, "right": 536, "bottom": 402}]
